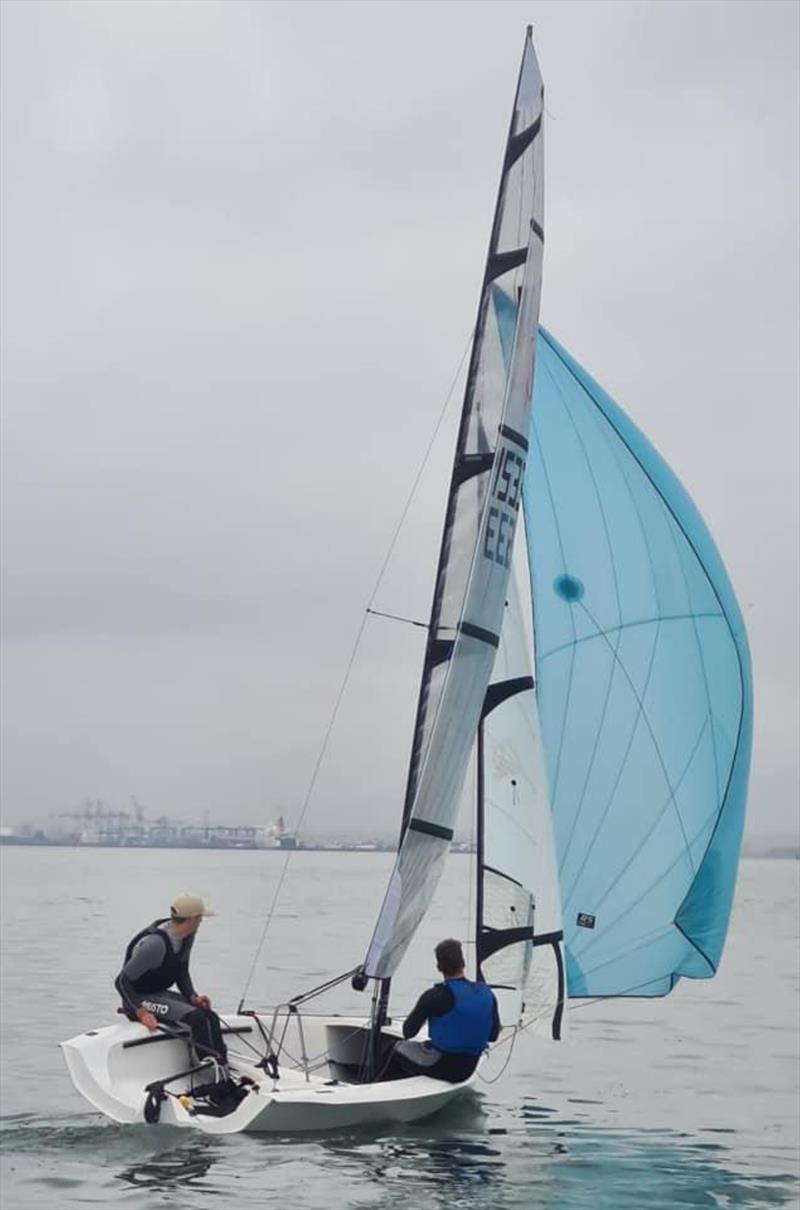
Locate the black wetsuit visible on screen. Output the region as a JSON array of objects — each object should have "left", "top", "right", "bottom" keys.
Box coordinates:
[{"left": 115, "top": 920, "right": 227, "bottom": 1063}]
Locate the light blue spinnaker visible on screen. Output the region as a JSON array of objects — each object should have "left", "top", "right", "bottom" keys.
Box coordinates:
[{"left": 520, "top": 328, "right": 753, "bottom": 998}]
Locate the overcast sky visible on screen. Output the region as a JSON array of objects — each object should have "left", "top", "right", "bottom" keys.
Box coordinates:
[{"left": 1, "top": 0, "right": 798, "bottom": 842}]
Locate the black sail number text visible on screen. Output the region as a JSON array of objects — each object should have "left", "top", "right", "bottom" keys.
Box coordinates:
[{"left": 484, "top": 445, "right": 525, "bottom": 569}]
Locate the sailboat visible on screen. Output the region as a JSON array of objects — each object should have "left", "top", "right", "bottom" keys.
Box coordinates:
[{"left": 60, "top": 29, "right": 752, "bottom": 1135}]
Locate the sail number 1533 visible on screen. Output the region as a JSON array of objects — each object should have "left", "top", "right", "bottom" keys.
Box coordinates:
[{"left": 484, "top": 445, "right": 525, "bottom": 569}]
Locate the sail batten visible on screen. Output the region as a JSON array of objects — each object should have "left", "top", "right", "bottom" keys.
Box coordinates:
[
  {"left": 487, "top": 247, "right": 529, "bottom": 280},
  {"left": 407, "top": 819, "right": 454, "bottom": 841},
  {"left": 506, "top": 116, "right": 542, "bottom": 169}
]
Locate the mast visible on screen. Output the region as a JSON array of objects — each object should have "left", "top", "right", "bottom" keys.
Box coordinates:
[
  {"left": 475, "top": 716, "right": 486, "bottom": 982},
  {"left": 357, "top": 31, "right": 545, "bottom": 1071}
]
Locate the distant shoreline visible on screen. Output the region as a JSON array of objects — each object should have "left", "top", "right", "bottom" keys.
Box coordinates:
[
  {"left": 0, "top": 837, "right": 401, "bottom": 854},
  {"left": 0, "top": 838, "right": 392, "bottom": 853},
  {"left": 0, "top": 837, "right": 796, "bottom": 859}
]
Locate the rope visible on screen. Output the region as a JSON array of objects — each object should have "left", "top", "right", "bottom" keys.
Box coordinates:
[
  {"left": 361, "top": 328, "right": 474, "bottom": 619},
  {"left": 237, "top": 330, "right": 474, "bottom": 1010},
  {"left": 476, "top": 986, "right": 580, "bottom": 1086},
  {"left": 478, "top": 1023, "right": 519, "bottom": 1085}
]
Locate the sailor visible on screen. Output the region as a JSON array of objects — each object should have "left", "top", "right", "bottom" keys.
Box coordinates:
[
  {"left": 115, "top": 892, "right": 231, "bottom": 1082},
  {"left": 392, "top": 938, "right": 500, "bottom": 1082}
]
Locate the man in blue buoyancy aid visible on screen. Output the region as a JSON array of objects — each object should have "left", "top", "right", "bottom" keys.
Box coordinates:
[
  {"left": 392, "top": 938, "right": 500, "bottom": 1082},
  {"left": 115, "top": 892, "right": 234, "bottom": 1095}
]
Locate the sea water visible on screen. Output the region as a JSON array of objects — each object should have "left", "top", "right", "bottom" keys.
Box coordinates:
[{"left": 0, "top": 849, "right": 797, "bottom": 1210}]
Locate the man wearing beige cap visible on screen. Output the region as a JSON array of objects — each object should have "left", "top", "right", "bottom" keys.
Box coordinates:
[{"left": 115, "top": 893, "right": 230, "bottom": 1084}]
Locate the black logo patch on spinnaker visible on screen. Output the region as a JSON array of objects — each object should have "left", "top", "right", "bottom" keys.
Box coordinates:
[{"left": 576, "top": 912, "right": 596, "bottom": 929}]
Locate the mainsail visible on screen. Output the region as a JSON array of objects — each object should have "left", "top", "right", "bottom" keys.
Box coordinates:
[
  {"left": 524, "top": 329, "right": 753, "bottom": 998},
  {"left": 364, "top": 30, "right": 545, "bottom": 980},
  {"left": 477, "top": 519, "right": 565, "bottom": 1037}
]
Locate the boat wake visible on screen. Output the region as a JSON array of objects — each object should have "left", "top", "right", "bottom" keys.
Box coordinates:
[{"left": 2, "top": 1104, "right": 797, "bottom": 1209}]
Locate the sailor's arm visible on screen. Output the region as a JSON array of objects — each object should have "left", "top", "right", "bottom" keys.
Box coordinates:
[
  {"left": 175, "top": 966, "right": 197, "bottom": 1001},
  {"left": 401, "top": 986, "right": 453, "bottom": 1039}
]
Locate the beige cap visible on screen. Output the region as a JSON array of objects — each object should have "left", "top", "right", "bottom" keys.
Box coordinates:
[{"left": 170, "top": 893, "right": 215, "bottom": 919}]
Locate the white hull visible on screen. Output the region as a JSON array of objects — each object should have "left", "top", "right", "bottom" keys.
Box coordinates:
[{"left": 61, "top": 1013, "right": 477, "bottom": 1134}]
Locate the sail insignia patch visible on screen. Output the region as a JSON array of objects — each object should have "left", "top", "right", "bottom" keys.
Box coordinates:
[{"left": 576, "top": 912, "right": 596, "bottom": 929}]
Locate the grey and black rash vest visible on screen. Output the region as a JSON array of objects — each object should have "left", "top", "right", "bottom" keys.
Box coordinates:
[{"left": 115, "top": 919, "right": 197, "bottom": 1013}]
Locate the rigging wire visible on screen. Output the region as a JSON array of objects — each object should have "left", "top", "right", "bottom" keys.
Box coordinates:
[
  {"left": 363, "top": 327, "right": 475, "bottom": 616},
  {"left": 237, "top": 330, "right": 475, "bottom": 1010},
  {"left": 365, "top": 608, "right": 431, "bottom": 630}
]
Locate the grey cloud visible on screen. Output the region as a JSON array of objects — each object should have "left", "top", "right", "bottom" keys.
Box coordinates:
[{"left": 1, "top": 0, "right": 797, "bottom": 840}]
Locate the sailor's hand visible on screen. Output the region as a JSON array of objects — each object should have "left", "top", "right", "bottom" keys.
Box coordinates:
[
  {"left": 136, "top": 1008, "right": 158, "bottom": 1032},
  {"left": 191, "top": 994, "right": 212, "bottom": 1011}
]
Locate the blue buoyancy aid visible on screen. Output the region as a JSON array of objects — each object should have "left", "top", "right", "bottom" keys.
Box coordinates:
[{"left": 428, "top": 979, "right": 496, "bottom": 1055}]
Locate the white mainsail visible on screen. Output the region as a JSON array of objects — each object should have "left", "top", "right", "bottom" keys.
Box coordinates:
[
  {"left": 478, "top": 519, "right": 565, "bottom": 1036},
  {"left": 365, "top": 32, "right": 545, "bottom": 980}
]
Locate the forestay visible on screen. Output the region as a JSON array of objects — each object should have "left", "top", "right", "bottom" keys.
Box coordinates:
[
  {"left": 477, "top": 519, "right": 565, "bottom": 1037},
  {"left": 524, "top": 329, "right": 753, "bottom": 998},
  {"left": 364, "top": 31, "right": 545, "bottom": 979}
]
